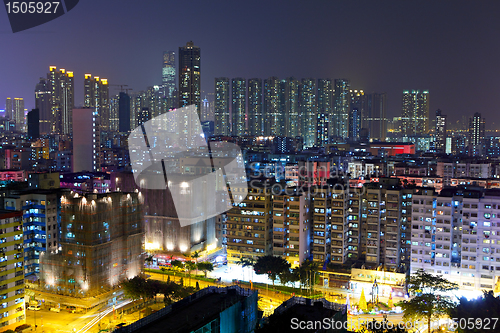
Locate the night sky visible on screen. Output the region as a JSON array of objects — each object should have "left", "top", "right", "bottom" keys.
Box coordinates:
[{"left": 1, "top": 0, "right": 500, "bottom": 128}]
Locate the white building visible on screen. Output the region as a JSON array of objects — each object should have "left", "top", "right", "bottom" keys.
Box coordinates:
[{"left": 411, "top": 187, "right": 500, "bottom": 295}]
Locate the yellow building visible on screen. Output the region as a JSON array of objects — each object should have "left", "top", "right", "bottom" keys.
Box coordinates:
[
  {"left": 226, "top": 184, "right": 272, "bottom": 264},
  {"left": 0, "top": 210, "right": 25, "bottom": 330}
]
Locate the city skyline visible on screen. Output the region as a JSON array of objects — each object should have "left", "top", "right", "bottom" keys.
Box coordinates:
[{"left": 1, "top": 0, "right": 500, "bottom": 128}]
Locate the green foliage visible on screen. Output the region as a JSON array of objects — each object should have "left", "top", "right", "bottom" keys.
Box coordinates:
[
  {"left": 407, "top": 269, "right": 458, "bottom": 294},
  {"left": 278, "top": 269, "right": 299, "bottom": 287},
  {"left": 448, "top": 290, "right": 500, "bottom": 333},
  {"left": 402, "top": 269, "right": 458, "bottom": 333},
  {"left": 120, "top": 276, "right": 147, "bottom": 301},
  {"left": 159, "top": 280, "right": 195, "bottom": 305},
  {"left": 185, "top": 261, "right": 197, "bottom": 275},
  {"left": 171, "top": 260, "right": 184, "bottom": 270},
  {"left": 254, "top": 255, "right": 291, "bottom": 286},
  {"left": 197, "top": 262, "right": 214, "bottom": 277}
]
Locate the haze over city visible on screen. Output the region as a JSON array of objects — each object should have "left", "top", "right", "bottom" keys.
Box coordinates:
[{"left": 2, "top": 0, "right": 500, "bottom": 127}]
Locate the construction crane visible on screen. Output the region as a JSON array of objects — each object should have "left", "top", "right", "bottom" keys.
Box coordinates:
[{"left": 109, "top": 84, "right": 133, "bottom": 94}]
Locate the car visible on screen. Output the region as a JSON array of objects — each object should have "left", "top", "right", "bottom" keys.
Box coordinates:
[
  {"left": 50, "top": 307, "right": 60, "bottom": 312},
  {"left": 28, "top": 305, "right": 41, "bottom": 311}
]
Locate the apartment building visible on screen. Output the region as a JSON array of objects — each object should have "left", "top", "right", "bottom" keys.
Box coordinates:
[
  {"left": 436, "top": 161, "right": 491, "bottom": 186},
  {"left": 359, "top": 179, "right": 414, "bottom": 271},
  {"left": 226, "top": 183, "right": 273, "bottom": 264},
  {"left": 272, "top": 188, "right": 311, "bottom": 267},
  {"left": 411, "top": 187, "right": 500, "bottom": 293},
  {"left": 3, "top": 190, "right": 62, "bottom": 278},
  {"left": 0, "top": 210, "right": 25, "bottom": 330}
]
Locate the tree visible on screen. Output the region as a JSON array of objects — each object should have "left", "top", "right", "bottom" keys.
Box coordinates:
[
  {"left": 185, "top": 261, "right": 197, "bottom": 285},
  {"left": 448, "top": 290, "right": 500, "bottom": 333},
  {"left": 160, "top": 267, "right": 167, "bottom": 281},
  {"left": 301, "top": 260, "right": 320, "bottom": 293},
  {"left": 293, "top": 265, "right": 308, "bottom": 291},
  {"left": 401, "top": 269, "right": 458, "bottom": 333},
  {"left": 170, "top": 260, "right": 184, "bottom": 278},
  {"left": 191, "top": 251, "right": 200, "bottom": 263},
  {"left": 191, "top": 251, "right": 200, "bottom": 274},
  {"left": 278, "top": 269, "right": 299, "bottom": 287},
  {"left": 121, "top": 276, "right": 146, "bottom": 302},
  {"left": 145, "top": 255, "right": 153, "bottom": 268},
  {"left": 121, "top": 276, "right": 158, "bottom": 305},
  {"left": 197, "top": 262, "right": 214, "bottom": 278},
  {"left": 254, "top": 255, "right": 291, "bottom": 286},
  {"left": 359, "top": 288, "right": 368, "bottom": 311}
]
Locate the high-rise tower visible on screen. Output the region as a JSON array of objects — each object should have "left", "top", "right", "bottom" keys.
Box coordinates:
[
  {"left": 332, "top": 79, "right": 350, "bottom": 140},
  {"left": 299, "top": 78, "right": 317, "bottom": 147},
  {"left": 35, "top": 78, "right": 51, "bottom": 134},
  {"left": 401, "top": 90, "right": 429, "bottom": 137},
  {"left": 317, "top": 79, "right": 332, "bottom": 146},
  {"left": 264, "top": 77, "right": 282, "bottom": 136},
  {"left": 84, "top": 74, "right": 109, "bottom": 131},
  {"left": 46, "top": 66, "right": 74, "bottom": 135},
  {"left": 469, "top": 112, "right": 485, "bottom": 156},
  {"left": 179, "top": 41, "right": 201, "bottom": 115},
  {"left": 214, "top": 78, "right": 230, "bottom": 136},
  {"left": 162, "top": 51, "right": 176, "bottom": 98},
  {"left": 365, "top": 93, "right": 387, "bottom": 141},
  {"left": 435, "top": 109, "right": 447, "bottom": 153},
  {"left": 282, "top": 77, "right": 300, "bottom": 138},
  {"left": 231, "top": 78, "right": 246, "bottom": 136},
  {"left": 5, "top": 97, "right": 24, "bottom": 131},
  {"left": 247, "top": 78, "right": 263, "bottom": 136}
]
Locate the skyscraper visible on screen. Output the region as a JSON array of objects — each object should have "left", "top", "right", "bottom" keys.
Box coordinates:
[
  {"left": 435, "top": 109, "right": 447, "bottom": 153},
  {"left": 27, "top": 109, "right": 40, "bottom": 141},
  {"left": 118, "top": 92, "right": 131, "bottom": 133},
  {"left": 214, "top": 78, "right": 230, "bottom": 136},
  {"left": 73, "top": 108, "right": 100, "bottom": 172},
  {"left": 333, "top": 79, "right": 350, "bottom": 140},
  {"left": 47, "top": 66, "right": 75, "bottom": 135},
  {"left": 264, "top": 77, "right": 282, "bottom": 136},
  {"left": 5, "top": 97, "right": 24, "bottom": 131},
  {"left": 282, "top": 77, "right": 300, "bottom": 138},
  {"left": 179, "top": 41, "right": 201, "bottom": 115},
  {"left": 350, "top": 89, "right": 365, "bottom": 130},
  {"left": 162, "top": 51, "right": 176, "bottom": 98},
  {"left": 0, "top": 210, "right": 24, "bottom": 330},
  {"left": 349, "top": 107, "right": 361, "bottom": 141},
  {"left": 365, "top": 93, "right": 387, "bottom": 141},
  {"left": 47, "top": 66, "right": 74, "bottom": 135},
  {"left": 401, "top": 90, "right": 429, "bottom": 137},
  {"left": 299, "top": 78, "right": 317, "bottom": 147},
  {"left": 247, "top": 78, "right": 263, "bottom": 136},
  {"left": 231, "top": 78, "right": 246, "bottom": 136},
  {"left": 317, "top": 79, "right": 332, "bottom": 146},
  {"left": 469, "top": 112, "right": 485, "bottom": 156},
  {"left": 35, "top": 77, "right": 51, "bottom": 134},
  {"left": 84, "top": 74, "right": 110, "bottom": 131}
]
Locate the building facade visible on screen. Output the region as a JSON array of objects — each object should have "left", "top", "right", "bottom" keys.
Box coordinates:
[
  {"left": 179, "top": 41, "right": 201, "bottom": 115},
  {"left": 401, "top": 90, "right": 429, "bottom": 137},
  {"left": 0, "top": 210, "right": 25, "bottom": 331}
]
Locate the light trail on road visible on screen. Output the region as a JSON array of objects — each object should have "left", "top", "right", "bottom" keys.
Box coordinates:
[{"left": 76, "top": 299, "right": 133, "bottom": 333}]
